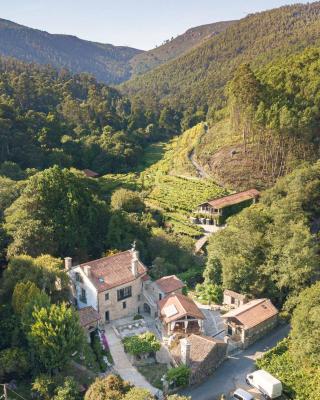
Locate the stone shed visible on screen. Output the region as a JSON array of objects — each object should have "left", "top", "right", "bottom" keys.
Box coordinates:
[{"left": 171, "top": 334, "right": 227, "bottom": 385}]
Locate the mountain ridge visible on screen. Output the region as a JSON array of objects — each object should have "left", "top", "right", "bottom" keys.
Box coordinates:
[
  {"left": 121, "top": 2, "right": 320, "bottom": 114},
  {"left": 130, "top": 20, "right": 236, "bottom": 76},
  {"left": 0, "top": 17, "right": 143, "bottom": 84}
]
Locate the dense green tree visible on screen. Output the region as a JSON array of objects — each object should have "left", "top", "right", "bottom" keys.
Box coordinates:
[
  {"left": 0, "top": 347, "right": 30, "bottom": 382},
  {"left": 0, "top": 254, "right": 66, "bottom": 302},
  {"left": 12, "top": 281, "right": 41, "bottom": 315},
  {"left": 5, "top": 166, "right": 108, "bottom": 258},
  {"left": 204, "top": 162, "right": 320, "bottom": 306},
  {"left": 54, "top": 377, "right": 80, "bottom": 400},
  {"left": 84, "top": 375, "right": 132, "bottom": 400},
  {"left": 122, "top": 388, "right": 154, "bottom": 400},
  {"left": 111, "top": 188, "right": 145, "bottom": 213},
  {"left": 290, "top": 282, "right": 320, "bottom": 367},
  {"left": 28, "top": 302, "right": 85, "bottom": 373}
]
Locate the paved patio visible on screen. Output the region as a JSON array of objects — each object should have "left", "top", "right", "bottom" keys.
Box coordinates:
[{"left": 195, "top": 302, "right": 226, "bottom": 339}]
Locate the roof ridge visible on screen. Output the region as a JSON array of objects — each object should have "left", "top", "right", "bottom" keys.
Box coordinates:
[
  {"left": 206, "top": 188, "right": 258, "bottom": 203},
  {"left": 81, "top": 249, "right": 132, "bottom": 266},
  {"left": 234, "top": 298, "right": 267, "bottom": 316}
]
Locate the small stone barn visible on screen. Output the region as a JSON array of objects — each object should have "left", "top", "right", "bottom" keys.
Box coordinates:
[
  {"left": 159, "top": 293, "right": 205, "bottom": 336},
  {"left": 78, "top": 306, "right": 101, "bottom": 342},
  {"left": 223, "top": 289, "right": 248, "bottom": 308},
  {"left": 195, "top": 189, "right": 260, "bottom": 225},
  {"left": 223, "top": 298, "right": 279, "bottom": 348},
  {"left": 171, "top": 334, "right": 227, "bottom": 384}
]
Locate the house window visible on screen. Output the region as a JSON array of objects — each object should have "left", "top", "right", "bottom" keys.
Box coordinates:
[
  {"left": 123, "top": 301, "right": 126, "bottom": 309},
  {"left": 105, "top": 293, "right": 109, "bottom": 301},
  {"left": 105, "top": 311, "right": 110, "bottom": 322},
  {"left": 137, "top": 294, "right": 141, "bottom": 301},
  {"left": 117, "top": 286, "right": 132, "bottom": 301},
  {"left": 75, "top": 272, "right": 83, "bottom": 283},
  {"left": 159, "top": 293, "right": 162, "bottom": 300},
  {"left": 80, "top": 288, "right": 87, "bottom": 304}
]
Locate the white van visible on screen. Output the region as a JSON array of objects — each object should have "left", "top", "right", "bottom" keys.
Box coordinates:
[
  {"left": 232, "top": 388, "right": 254, "bottom": 400},
  {"left": 246, "top": 370, "right": 282, "bottom": 399}
]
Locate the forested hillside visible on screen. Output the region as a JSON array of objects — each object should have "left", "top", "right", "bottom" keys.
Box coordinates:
[
  {"left": 202, "top": 161, "right": 320, "bottom": 398},
  {"left": 121, "top": 2, "right": 320, "bottom": 119},
  {"left": 191, "top": 47, "right": 320, "bottom": 189},
  {"left": 0, "top": 57, "right": 183, "bottom": 176},
  {"left": 130, "top": 20, "right": 235, "bottom": 76},
  {"left": 0, "top": 18, "right": 143, "bottom": 84}
]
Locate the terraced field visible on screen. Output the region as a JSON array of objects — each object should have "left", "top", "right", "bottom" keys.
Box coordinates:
[{"left": 101, "top": 124, "right": 228, "bottom": 238}]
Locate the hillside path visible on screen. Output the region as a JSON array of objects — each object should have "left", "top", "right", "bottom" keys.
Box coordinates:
[{"left": 189, "top": 149, "right": 211, "bottom": 179}]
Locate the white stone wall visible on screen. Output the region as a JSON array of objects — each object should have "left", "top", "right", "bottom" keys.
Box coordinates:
[{"left": 68, "top": 266, "right": 98, "bottom": 310}]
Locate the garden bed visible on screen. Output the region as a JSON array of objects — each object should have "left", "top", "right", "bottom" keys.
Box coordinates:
[{"left": 137, "top": 363, "right": 168, "bottom": 390}]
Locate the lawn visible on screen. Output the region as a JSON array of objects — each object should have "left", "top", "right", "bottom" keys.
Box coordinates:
[{"left": 137, "top": 363, "right": 168, "bottom": 390}]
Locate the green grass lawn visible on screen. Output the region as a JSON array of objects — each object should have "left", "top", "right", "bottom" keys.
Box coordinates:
[{"left": 137, "top": 363, "right": 168, "bottom": 389}]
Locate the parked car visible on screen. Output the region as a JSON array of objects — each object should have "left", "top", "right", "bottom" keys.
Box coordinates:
[
  {"left": 232, "top": 388, "right": 254, "bottom": 400},
  {"left": 246, "top": 370, "right": 282, "bottom": 399}
]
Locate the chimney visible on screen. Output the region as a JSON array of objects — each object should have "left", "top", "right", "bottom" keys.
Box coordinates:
[
  {"left": 84, "top": 265, "right": 91, "bottom": 277},
  {"left": 131, "top": 241, "right": 139, "bottom": 278},
  {"left": 64, "top": 257, "right": 72, "bottom": 270},
  {"left": 131, "top": 250, "right": 139, "bottom": 278},
  {"left": 180, "top": 338, "right": 191, "bottom": 366}
]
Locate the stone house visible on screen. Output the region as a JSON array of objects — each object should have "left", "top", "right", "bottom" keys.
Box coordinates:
[
  {"left": 171, "top": 334, "right": 227, "bottom": 385},
  {"left": 223, "top": 289, "right": 248, "bottom": 308},
  {"left": 141, "top": 274, "right": 185, "bottom": 317},
  {"left": 222, "top": 298, "right": 279, "bottom": 349},
  {"left": 78, "top": 306, "right": 101, "bottom": 342},
  {"left": 159, "top": 293, "right": 205, "bottom": 335},
  {"left": 67, "top": 247, "right": 149, "bottom": 323},
  {"left": 195, "top": 189, "right": 260, "bottom": 225}
]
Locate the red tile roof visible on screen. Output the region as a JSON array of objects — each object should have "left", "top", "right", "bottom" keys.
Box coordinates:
[
  {"left": 155, "top": 275, "right": 185, "bottom": 294},
  {"left": 222, "top": 298, "right": 278, "bottom": 329},
  {"left": 80, "top": 250, "right": 147, "bottom": 292},
  {"left": 78, "top": 306, "right": 101, "bottom": 328},
  {"left": 200, "top": 189, "right": 260, "bottom": 210},
  {"left": 159, "top": 293, "right": 205, "bottom": 323},
  {"left": 83, "top": 169, "right": 99, "bottom": 178}
]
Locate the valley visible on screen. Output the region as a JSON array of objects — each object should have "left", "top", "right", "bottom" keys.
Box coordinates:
[{"left": 0, "top": 2, "right": 320, "bottom": 400}]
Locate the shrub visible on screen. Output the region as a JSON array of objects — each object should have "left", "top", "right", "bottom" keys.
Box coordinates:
[
  {"left": 133, "top": 314, "right": 144, "bottom": 320},
  {"left": 194, "top": 282, "right": 223, "bottom": 304},
  {"left": 0, "top": 347, "right": 30, "bottom": 381},
  {"left": 111, "top": 188, "right": 145, "bottom": 213},
  {"left": 91, "top": 334, "right": 107, "bottom": 371},
  {"left": 166, "top": 365, "right": 191, "bottom": 387},
  {"left": 123, "top": 332, "right": 161, "bottom": 356}
]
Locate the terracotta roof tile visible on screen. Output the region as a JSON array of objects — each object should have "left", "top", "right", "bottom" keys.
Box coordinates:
[
  {"left": 83, "top": 169, "right": 99, "bottom": 178},
  {"left": 159, "top": 293, "right": 205, "bottom": 323},
  {"left": 200, "top": 189, "right": 260, "bottom": 210},
  {"left": 155, "top": 275, "right": 185, "bottom": 294},
  {"left": 172, "top": 334, "right": 227, "bottom": 369},
  {"left": 222, "top": 298, "right": 278, "bottom": 329},
  {"left": 78, "top": 306, "right": 101, "bottom": 328},
  {"left": 80, "top": 250, "right": 147, "bottom": 292}
]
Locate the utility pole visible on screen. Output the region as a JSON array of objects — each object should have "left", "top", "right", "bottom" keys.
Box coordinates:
[{"left": 3, "top": 384, "right": 8, "bottom": 400}]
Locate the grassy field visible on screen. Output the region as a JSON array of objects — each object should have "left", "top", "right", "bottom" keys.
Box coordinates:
[{"left": 101, "top": 124, "right": 227, "bottom": 238}]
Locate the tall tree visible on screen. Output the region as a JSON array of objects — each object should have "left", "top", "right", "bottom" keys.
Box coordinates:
[
  {"left": 28, "top": 302, "right": 84, "bottom": 373},
  {"left": 5, "top": 166, "right": 108, "bottom": 259}
]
